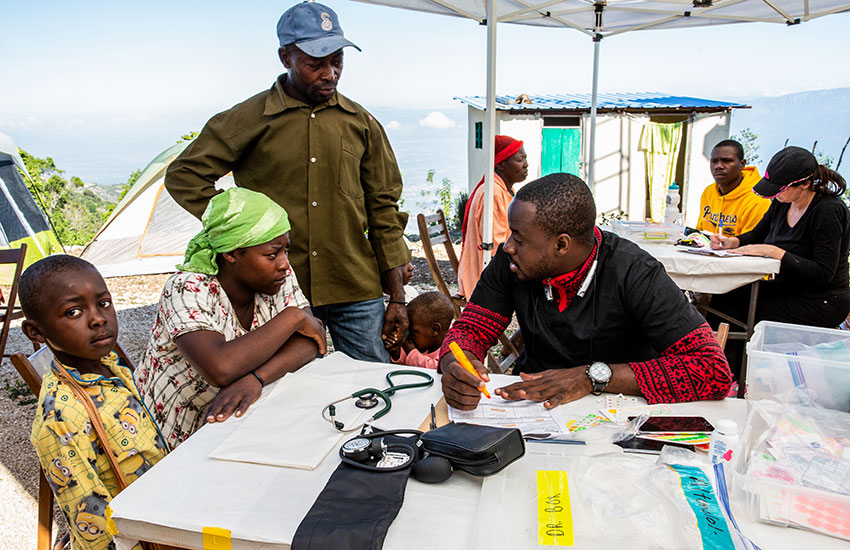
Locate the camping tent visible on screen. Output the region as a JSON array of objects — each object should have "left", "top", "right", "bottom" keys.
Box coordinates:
[
  {"left": 0, "top": 132, "right": 64, "bottom": 284},
  {"left": 81, "top": 141, "right": 233, "bottom": 278}
]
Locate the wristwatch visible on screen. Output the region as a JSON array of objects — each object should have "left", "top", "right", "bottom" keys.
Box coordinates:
[{"left": 586, "top": 361, "right": 613, "bottom": 396}]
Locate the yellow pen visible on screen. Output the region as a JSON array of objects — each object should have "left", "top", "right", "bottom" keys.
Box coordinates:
[{"left": 449, "top": 341, "right": 491, "bottom": 399}]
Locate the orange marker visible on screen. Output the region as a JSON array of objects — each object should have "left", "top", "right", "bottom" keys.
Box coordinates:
[{"left": 449, "top": 341, "right": 491, "bottom": 398}]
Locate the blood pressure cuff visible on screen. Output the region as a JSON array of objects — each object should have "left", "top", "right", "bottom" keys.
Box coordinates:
[
  {"left": 420, "top": 422, "right": 525, "bottom": 476},
  {"left": 292, "top": 435, "right": 415, "bottom": 550}
]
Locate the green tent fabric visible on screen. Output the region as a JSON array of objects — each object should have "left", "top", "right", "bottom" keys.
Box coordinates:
[
  {"left": 639, "top": 122, "right": 682, "bottom": 222},
  {"left": 0, "top": 132, "right": 64, "bottom": 284}
]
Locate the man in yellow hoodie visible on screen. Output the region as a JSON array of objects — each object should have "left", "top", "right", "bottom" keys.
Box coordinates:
[{"left": 695, "top": 139, "right": 769, "bottom": 236}]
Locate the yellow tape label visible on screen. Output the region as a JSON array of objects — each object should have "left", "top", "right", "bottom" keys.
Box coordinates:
[
  {"left": 202, "top": 526, "right": 232, "bottom": 550},
  {"left": 536, "top": 470, "right": 574, "bottom": 547},
  {"left": 105, "top": 505, "right": 119, "bottom": 536}
]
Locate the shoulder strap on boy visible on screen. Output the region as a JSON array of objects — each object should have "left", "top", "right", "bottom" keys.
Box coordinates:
[
  {"left": 52, "top": 361, "right": 131, "bottom": 491},
  {"left": 52, "top": 361, "right": 165, "bottom": 550}
]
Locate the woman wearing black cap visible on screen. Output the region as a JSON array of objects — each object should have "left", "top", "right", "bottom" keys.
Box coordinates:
[{"left": 709, "top": 146, "right": 850, "bottom": 331}]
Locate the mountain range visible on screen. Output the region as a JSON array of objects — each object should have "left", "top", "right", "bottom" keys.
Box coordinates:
[{"left": 730, "top": 87, "right": 850, "bottom": 170}]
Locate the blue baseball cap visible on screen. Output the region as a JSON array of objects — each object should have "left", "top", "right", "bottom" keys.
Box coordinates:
[{"left": 277, "top": 2, "right": 361, "bottom": 57}]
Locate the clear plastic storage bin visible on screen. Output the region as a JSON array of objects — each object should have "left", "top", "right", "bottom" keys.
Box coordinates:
[
  {"left": 745, "top": 321, "right": 850, "bottom": 412},
  {"left": 609, "top": 220, "right": 683, "bottom": 245},
  {"left": 728, "top": 402, "right": 850, "bottom": 542}
]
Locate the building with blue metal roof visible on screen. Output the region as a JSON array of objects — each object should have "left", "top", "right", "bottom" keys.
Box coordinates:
[
  {"left": 455, "top": 92, "right": 749, "bottom": 225},
  {"left": 455, "top": 92, "right": 747, "bottom": 113}
]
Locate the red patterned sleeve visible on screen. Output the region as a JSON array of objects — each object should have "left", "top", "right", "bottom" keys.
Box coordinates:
[
  {"left": 438, "top": 303, "right": 511, "bottom": 366},
  {"left": 629, "top": 323, "right": 732, "bottom": 403}
]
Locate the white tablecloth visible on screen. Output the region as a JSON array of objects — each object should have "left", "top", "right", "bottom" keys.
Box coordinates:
[
  {"left": 639, "top": 244, "right": 780, "bottom": 294},
  {"left": 110, "top": 354, "right": 844, "bottom": 550}
]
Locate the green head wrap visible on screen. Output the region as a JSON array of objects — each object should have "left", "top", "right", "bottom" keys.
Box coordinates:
[{"left": 178, "top": 188, "right": 291, "bottom": 275}]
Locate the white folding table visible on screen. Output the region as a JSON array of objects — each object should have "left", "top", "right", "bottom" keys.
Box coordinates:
[{"left": 109, "top": 353, "right": 843, "bottom": 550}]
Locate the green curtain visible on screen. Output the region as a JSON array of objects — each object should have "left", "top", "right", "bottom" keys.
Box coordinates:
[{"left": 639, "top": 122, "right": 682, "bottom": 222}]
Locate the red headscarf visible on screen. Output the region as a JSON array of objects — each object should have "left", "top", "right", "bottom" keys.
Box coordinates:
[{"left": 460, "top": 135, "right": 524, "bottom": 244}]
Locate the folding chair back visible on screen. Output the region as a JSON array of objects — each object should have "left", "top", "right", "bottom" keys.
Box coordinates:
[
  {"left": 0, "top": 244, "right": 29, "bottom": 359},
  {"left": 417, "top": 210, "right": 519, "bottom": 373},
  {"left": 417, "top": 210, "right": 464, "bottom": 317},
  {"left": 10, "top": 342, "right": 135, "bottom": 550}
]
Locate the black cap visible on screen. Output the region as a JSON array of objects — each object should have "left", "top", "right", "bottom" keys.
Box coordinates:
[{"left": 752, "top": 146, "right": 817, "bottom": 198}]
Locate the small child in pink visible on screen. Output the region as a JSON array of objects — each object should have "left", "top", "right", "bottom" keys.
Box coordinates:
[{"left": 388, "top": 292, "right": 454, "bottom": 370}]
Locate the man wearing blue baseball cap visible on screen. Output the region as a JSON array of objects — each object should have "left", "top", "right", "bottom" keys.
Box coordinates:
[{"left": 165, "top": 2, "right": 411, "bottom": 363}]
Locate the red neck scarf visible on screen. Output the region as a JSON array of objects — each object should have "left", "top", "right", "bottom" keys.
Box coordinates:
[{"left": 541, "top": 227, "right": 602, "bottom": 312}]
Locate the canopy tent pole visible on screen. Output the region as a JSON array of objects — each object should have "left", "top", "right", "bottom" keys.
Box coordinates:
[
  {"left": 481, "top": 0, "right": 498, "bottom": 268},
  {"left": 587, "top": 3, "right": 604, "bottom": 192}
]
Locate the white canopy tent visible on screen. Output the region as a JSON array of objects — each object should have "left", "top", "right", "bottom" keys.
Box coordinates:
[{"left": 351, "top": 0, "right": 850, "bottom": 265}]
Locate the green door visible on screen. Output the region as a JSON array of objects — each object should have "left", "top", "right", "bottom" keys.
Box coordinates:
[{"left": 541, "top": 128, "right": 582, "bottom": 177}]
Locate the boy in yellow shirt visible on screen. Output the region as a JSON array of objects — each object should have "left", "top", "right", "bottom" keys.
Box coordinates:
[
  {"left": 695, "top": 139, "right": 770, "bottom": 236},
  {"left": 21, "top": 255, "right": 168, "bottom": 550}
]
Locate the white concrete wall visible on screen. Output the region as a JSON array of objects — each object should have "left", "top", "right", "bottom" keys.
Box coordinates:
[
  {"left": 499, "top": 113, "right": 543, "bottom": 188},
  {"left": 623, "top": 115, "right": 650, "bottom": 221},
  {"left": 465, "top": 107, "right": 541, "bottom": 193},
  {"left": 466, "top": 107, "right": 484, "bottom": 192},
  {"left": 582, "top": 113, "right": 649, "bottom": 221},
  {"left": 682, "top": 112, "right": 732, "bottom": 227}
]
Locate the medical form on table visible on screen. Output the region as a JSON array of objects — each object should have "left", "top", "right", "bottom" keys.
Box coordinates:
[{"left": 448, "top": 395, "right": 562, "bottom": 435}]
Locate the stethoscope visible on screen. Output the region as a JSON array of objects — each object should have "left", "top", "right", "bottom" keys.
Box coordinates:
[{"left": 322, "top": 370, "right": 434, "bottom": 432}]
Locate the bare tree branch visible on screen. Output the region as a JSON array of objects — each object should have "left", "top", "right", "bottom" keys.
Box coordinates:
[{"left": 836, "top": 135, "right": 850, "bottom": 172}]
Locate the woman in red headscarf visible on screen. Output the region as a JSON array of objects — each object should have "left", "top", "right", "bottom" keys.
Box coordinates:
[{"left": 458, "top": 135, "right": 528, "bottom": 298}]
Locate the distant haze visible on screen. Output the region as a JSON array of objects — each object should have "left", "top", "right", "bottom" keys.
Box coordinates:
[{"left": 6, "top": 88, "right": 849, "bottom": 233}]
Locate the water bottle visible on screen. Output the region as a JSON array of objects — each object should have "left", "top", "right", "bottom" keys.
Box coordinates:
[
  {"left": 664, "top": 183, "right": 681, "bottom": 225},
  {"left": 708, "top": 419, "right": 739, "bottom": 465}
]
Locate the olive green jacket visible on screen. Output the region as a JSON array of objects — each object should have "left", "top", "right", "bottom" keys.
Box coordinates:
[{"left": 165, "top": 75, "right": 410, "bottom": 306}]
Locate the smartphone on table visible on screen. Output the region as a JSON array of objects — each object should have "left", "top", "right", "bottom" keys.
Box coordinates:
[{"left": 628, "top": 416, "right": 715, "bottom": 433}]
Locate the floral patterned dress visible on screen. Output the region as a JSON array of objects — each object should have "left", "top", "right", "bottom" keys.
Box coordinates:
[{"left": 136, "top": 271, "right": 309, "bottom": 448}]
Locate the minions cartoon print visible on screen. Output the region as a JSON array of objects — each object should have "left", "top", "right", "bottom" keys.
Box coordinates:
[
  {"left": 47, "top": 422, "right": 78, "bottom": 446},
  {"left": 113, "top": 396, "right": 144, "bottom": 438},
  {"left": 41, "top": 390, "right": 63, "bottom": 422},
  {"left": 117, "top": 448, "right": 154, "bottom": 480},
  {"left": 46, "top": 452, "right": 78, "bottom": 495},
  {"left": 84, "top": 420, "right": 105, "bottom": 455},
  {"left": 84, "top": 383, "right": 106, "bottom": 407},
  {"left": 75, "top": 492, "right": 110, "bottom": 546}
]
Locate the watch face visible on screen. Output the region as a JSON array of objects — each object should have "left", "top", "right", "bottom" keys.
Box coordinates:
[{"left": 589, "top": 362, "right": 612, "bottom": 383}]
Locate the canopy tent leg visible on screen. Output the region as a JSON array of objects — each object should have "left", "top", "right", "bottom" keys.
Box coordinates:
[
  {"left": 481, "top": 0, "right": 498, "bottom": 268},
  {"left": 587, "top": 3, "right": 604, "bottom": 193}
]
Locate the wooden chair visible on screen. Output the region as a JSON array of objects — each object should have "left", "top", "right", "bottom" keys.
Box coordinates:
[
  {"left": 0, "top": 244, "right": 31, "bottom": 359},
  {"left": 417, "top": 210, "right": 465, "bottom": 317},
  {"left": 715, "top": 322, "right": 730, "bottom": 351},
  {"left": 10, "top": 343, "right": 135, "bottom": 550},
  {"left": 417, "top": 210, "right": 520, "bottom": 373}
]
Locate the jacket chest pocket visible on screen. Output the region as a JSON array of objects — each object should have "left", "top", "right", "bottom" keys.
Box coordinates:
[{"left": 339, "top": 136, "right": 365, "bottom": 198}]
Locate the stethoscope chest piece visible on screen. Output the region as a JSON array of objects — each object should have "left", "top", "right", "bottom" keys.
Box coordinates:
[{"left": 355, "top": 393, "right": 379, "bottom": 409}]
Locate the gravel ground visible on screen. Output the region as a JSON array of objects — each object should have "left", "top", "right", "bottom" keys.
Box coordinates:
[{"left": 0, "top": 246, "right": 461, "bottom": 550}]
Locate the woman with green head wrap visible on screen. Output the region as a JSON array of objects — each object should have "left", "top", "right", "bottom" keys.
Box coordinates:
[{"left": 137, "top": 188, "right": 326, "bottom": 447}]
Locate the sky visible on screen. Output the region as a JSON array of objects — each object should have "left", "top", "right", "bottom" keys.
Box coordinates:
[{"left": 1, "top": 0, "right": 849, "bottom": 185}]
